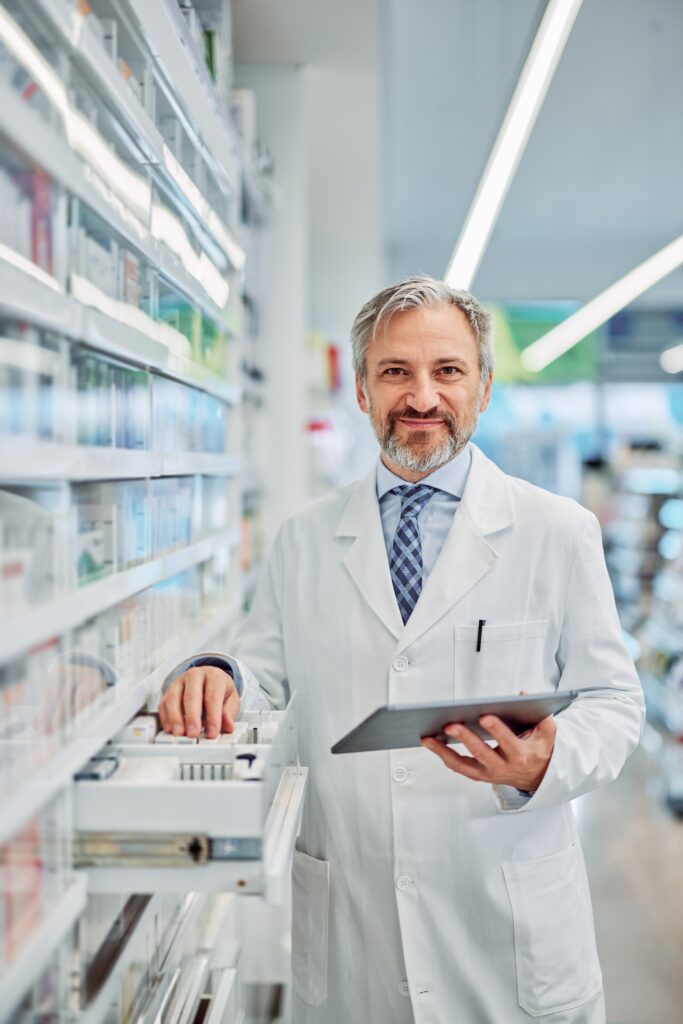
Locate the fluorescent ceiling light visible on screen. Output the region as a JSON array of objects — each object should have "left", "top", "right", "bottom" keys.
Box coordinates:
[
  {"left": 521, "top": 233, "right": 683, "bottom": 372},
  {"left": 445, "top": 0, "right": 583, "bottom": 291},
  {"left": 660, "top": 340, "right": 683, "bottom": 375}
]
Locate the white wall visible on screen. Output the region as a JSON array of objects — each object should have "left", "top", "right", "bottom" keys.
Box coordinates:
[{"left": 236, "top": 64, "right": 310, "bottom": 535}]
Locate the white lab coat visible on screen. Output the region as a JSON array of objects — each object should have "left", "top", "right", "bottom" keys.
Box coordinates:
[{"left": 203, "top": 445, "right": 644, "bottom": 1024}]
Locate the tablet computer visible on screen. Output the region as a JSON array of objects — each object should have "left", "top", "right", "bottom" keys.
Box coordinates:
[{"left": 331, "top": 690, "right": 582, "bottom": 754}]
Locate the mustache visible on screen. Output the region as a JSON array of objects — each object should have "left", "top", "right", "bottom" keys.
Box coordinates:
[{"left": 388, "top": 407, "right": 455, "bottom": 424}]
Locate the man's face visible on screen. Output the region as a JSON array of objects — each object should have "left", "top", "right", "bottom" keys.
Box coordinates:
[{"left": 356, "top": 304, "right": 492, "bottom": 480}]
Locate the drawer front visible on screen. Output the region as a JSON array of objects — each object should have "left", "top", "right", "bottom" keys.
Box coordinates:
[
  {"left": 75, "top": 776, "right": 268, "bottom": 838},
  {"left": 78, "top": 767, "right": 308, "bottom": 901}
]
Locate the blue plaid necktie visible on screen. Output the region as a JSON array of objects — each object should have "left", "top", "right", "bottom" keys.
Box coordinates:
[{"left": 389, "top": 485, "right": 435, "bottom": 624}]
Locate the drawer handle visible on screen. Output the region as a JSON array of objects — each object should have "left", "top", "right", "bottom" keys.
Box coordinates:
[{"left": 74, "top": 832, "right": 210, "bottom": 866}]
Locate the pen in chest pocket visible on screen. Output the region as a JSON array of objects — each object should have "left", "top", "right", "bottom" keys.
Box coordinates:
[{"left": 476, "top": 619, "right": 486, "bottom": 653}]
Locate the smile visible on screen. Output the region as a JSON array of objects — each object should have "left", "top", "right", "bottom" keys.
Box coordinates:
[{"left": 399, "top": 418, "right": 446, "bottom": 430}]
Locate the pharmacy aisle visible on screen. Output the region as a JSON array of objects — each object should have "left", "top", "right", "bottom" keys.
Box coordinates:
[
  {"left": 578, "top": 734, "right": 683, "bottom": 1024},
  {"left": 0, "top": 1, "right": 304, "bottom": 1021}
]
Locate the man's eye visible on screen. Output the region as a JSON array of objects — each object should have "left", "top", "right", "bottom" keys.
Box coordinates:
[
  {"left": 383, "top": 367, "right": 406, "bottom": 376},
  {"left": 439, "top": 366, "right": 461, "bottom": 376}
]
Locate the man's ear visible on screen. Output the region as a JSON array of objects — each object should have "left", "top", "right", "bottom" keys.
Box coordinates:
[
  {"left": 356, "top": 373, "right": 369, "bottom": 413},
  {"left": 479, "top": 373, "right": 493, "bottom": 413}
]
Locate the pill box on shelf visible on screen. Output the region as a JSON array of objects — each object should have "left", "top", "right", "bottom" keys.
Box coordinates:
[{"left": 73, "top": 700, "right": 306, "bottom": 901}]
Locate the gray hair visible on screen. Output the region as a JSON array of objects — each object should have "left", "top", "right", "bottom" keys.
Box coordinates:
[{"left": 351, "top": 275, "right": 495, "bottom": 385}]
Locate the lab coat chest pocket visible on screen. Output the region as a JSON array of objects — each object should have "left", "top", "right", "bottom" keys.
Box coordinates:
[
  {"left": 292, "top": 848, "right": 330, "bottom": 1006},
  {"left": 503, "top": 844, "right": 602, "bottom": 1017},
  {"left": 453, "top": 620, "right": 549, "bottom": 696}
]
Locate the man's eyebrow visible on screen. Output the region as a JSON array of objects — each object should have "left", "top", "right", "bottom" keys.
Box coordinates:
[{"left": 375, "top": 356, "right": 469, "bottom": 367}]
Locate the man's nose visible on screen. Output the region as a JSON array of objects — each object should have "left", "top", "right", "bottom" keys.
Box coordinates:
[{"left": 407, "top": 375, "right": 439, "bottom": 412}]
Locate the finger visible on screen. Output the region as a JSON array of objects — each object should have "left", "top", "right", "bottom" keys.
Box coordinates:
[
  {"left": 182, "top": 670, "right": 205, "bottom": 738},
  {"left": 478, "top": 715, "right": 521, "bottom": 758},
  {"left": 203, "top": 671, "right": 228, "bottom": 738},
  {"left": 222, "top": 687, "right": 240, "bottom": 733},
  {"left": 421, "top": 738, "right": 486, "bottom": 781},
  {"left": 161, "top": 679, "right": 186, "bottom": 736},
  {"left": 443, "top": 724, "right": 499, "bottom": 769},
  {"left": 158, "top": 698, "right": 167, "bottom": 733}
]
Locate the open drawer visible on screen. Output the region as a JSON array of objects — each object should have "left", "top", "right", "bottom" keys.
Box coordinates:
[{"left": 73, "top": 701, "right": 308, "bottom": 903}]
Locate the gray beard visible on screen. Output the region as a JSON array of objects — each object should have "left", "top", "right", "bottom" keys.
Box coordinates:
[{"left": 370, "top": 402, "right": 480, "bottom": 473}]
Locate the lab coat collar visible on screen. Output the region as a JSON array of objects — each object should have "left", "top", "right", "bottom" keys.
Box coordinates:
[
  {"left": 396, "top": 444, "right": 515, "bottom": 652},
  {"left": 336, "top": 464, "right": 405, "bottom": 639},
  {"left": 335, "top": 444, "right": 515, "bottom": 646}
]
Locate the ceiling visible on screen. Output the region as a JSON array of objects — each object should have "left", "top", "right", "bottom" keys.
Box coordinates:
[
  {"left": 232, "top": 0, "right": 377, "bottom": 67},
  {"left": 382, "top": 0, "right": 683, "bottom": 306},
  {"left": 233, "top": 0, "right": 683, "bottom": 309}
]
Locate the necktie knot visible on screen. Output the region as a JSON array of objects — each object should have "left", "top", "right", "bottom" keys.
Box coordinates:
[{"left": 391, "top": 484, "right": 435, "bottom": 520}]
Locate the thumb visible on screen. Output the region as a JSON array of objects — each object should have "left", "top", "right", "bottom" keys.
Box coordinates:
[{"left": 537, "top": 714, "right": 557, "bottom": 741}]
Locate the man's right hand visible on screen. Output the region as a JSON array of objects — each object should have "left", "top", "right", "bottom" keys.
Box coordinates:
[{"left": 158, "top": 666, "right": 240, "bottom": 739}]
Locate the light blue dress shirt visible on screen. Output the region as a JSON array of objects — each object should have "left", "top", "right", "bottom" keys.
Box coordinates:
[{"left": 376, "top": 443, "right": 472, "bottom": 577}]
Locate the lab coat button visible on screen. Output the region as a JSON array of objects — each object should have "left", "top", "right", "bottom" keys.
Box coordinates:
[
  {"left": 393, "top": 656, "right": 409, "bottom": 672},
  {"left": 396, "top": 875, "right": 413, "bottom": 892},
  {"left": 398, "top": 981, "right": 410, "bottom": 997},
  {"left": 392, "top": 766, "right": 408, "bottom": 783}
]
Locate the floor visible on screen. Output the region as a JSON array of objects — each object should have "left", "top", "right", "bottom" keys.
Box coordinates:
[{"left": 577, "top": 726, "right": 683, "bottom": 1024}]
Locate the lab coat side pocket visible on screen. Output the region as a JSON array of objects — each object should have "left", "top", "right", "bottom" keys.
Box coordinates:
[
  {"left": 502, "top": 844, "right": 602, "bottom": 1017},
  {"left": 292, "top": 848, "right": 330, "bottom": 1007}
]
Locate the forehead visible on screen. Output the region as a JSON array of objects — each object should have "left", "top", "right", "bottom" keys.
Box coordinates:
[{"left": 369, "top": 304, "right": 478, "bottom": 362}]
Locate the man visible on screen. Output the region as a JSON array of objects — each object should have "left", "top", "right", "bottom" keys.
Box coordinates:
[{"left": 160, "top": 276, "right": 644, "bottom": 1024}]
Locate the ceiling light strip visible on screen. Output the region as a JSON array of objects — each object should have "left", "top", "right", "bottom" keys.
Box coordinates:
[
  {"left": 445, "top": 0, "right": 583, "bottom": 291},
  {"left": 521, "top": 233, "right": 683, "bottom": 371}
]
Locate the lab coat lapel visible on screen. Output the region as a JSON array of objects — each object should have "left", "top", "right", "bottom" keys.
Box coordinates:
[
  {"left": 396, "top": 445, "right": 516, "bottom": 654},
  {"left": 336, "top": 468, "right": 404, "bottom": 640}
]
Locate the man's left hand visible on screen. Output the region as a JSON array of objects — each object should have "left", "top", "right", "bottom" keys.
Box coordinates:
[{"left": 421, "top": 714, "right": 556, "bottom": 793}]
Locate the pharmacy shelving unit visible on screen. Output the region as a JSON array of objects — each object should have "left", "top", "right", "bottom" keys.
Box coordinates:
[
  {"left": 605, "top": 459, "right": 683, "bottom": 815},
  {"left": 0, "top": 2, "right": 304, "bottom": 1022}
]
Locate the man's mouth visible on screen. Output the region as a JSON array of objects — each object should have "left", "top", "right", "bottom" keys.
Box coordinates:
[{"left": 398, "top": 417, "right": 445, "bottom": 430}]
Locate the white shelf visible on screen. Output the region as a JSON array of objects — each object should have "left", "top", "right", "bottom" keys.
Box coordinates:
[
  {"left": 0, "top": 77, "right": 155, "bottom": 261},
  {"left": 0, "top": 256, "right": 241, "bottom": 404},
  {"left": 127, "top": 0, "right": 237, "bottom": 179},
  {"left": 0, "top": 875, "right": 87, "bottom": 1024},
  {"left": 0, "top": 443, "right": 158, "bottom": 482},
  {"left": 161, "top": 453, "right": 240, "bottom": 477},
  {"left": 0, "top": 597, "right": 242, "bottom": 847},
  {"left": 0, "top": 441, "right": 239, "bottom": 482},
  {"left": 0, "top": 528, "right": 240, "bottom": 664},
  {"left": 28, "top": 0, "right": 242, "bottom": 266},
  {"left": 0, "top": 80, "right": 230, "bottom": 329}
]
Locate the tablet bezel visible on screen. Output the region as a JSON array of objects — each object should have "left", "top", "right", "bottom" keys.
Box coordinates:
[{"left": 331, "top": 690, "right": 580, "bottom": 754}]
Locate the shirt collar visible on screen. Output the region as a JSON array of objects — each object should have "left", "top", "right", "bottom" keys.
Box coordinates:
[{"left": 376, "top": 443, "right": 472, "bottom": 501}]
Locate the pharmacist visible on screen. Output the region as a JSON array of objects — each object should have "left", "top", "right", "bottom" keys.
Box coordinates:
[{"left": 161, "top": 276, "right": 644, "bottom": 1024}]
